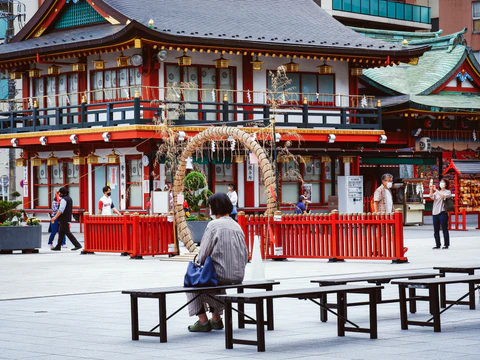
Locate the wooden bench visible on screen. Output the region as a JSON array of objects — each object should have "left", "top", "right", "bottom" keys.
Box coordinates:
[
  {"left": 392, "top": 275, "right": 480, "bottom": 332},
  {"left": 434, "top": 266, "right": 480, "bottom": 309},
  {"left": 217, "top": 284, "right": 382, "bottom": 352},
  {"left": 122, "top": 280, "right": 279, "bottom": 343},
  {"left": 311, "top": 272, "right": 439, "bottom": 322}
]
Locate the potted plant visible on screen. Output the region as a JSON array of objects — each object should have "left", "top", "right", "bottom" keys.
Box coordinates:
[
  {"left": 0, "top": 192, "right": 42, "bottom": 253},
  {"left": 184, "top": 171, "right": 213, "bottom": 244}
]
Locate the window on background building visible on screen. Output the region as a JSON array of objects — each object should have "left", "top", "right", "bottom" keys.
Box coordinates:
[
  {"left": 34, "top": 161, "right": 80, "bottom": 208},
  {"left": 473, "top": 2, "right": 480, "bottom": 33},
  {"left": 267, "top": 72, "right": 335, "bottom": 104},
  {"left": 91, "top": 67, "right": 142, "bottom": 101},
  {"left": 213, "top": 163, "right": 235, "bottom": 194},
  {"left": 33, "top": 74, "right": 80, "bottom": 107},
  {"left": 281, "top": 160, "right": 300, "bottom": 205},
  {"left": 165, "top": 64, "right": 235, "bottom": 121},
  {"left": 126, "top": 157, "right": 142, "bottom": 208}
]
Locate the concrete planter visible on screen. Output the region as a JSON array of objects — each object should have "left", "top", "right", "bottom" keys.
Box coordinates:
[
  {"left": 0, "top": 226, "right": 42, "bottom": 251},
  {"left": 186, "top": 221, "right": 210, "bottom": 244}
]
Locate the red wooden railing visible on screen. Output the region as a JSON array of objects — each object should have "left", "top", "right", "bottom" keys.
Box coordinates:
[
  {"left": 83, "top": 212, "right": 175, "bottom": 258},
  {"left": 238, "top": 210, "right": 407, "bottom": 262}
]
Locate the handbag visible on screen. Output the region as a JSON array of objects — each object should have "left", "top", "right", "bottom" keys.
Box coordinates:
[
  {"left": 443, "top": 197, "right": 455, "bottom": 213},
  {"left": 184, "top": 255, "right": 218, "bottom": 287}
]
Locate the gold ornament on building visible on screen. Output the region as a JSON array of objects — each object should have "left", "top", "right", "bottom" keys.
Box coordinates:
[
  {"left": 28, "top": 64, "right": 42, "bottom": 78},
  {"left": 107, "top": 149, "right": 120, "bottom": 164},
  {"left": 350, "top": 67, "right": 363, "bottom": 76},
  {"left": 46, "top": 152, "right": 59, "bottom": 166},
  {"left": 276, "top": 155, "right": 291, "bottom": 163},
  {"left": 299, "top": 156, "right": 311, "bottom": 164},
  {"left": 116, "top": 52, "right": 129, "bottom": 67},
  {"left": 215, "top": 55, "right": 229, "bottom": 69},
  {"left": 72, "top": 150, "right": 86, "bottom": 165},
  {"left": 321, "top": 156, "right": 331, "bottom": 163},
  {"left": 134, "top": 38, "right": 142, "bottom": 49},
  {"left": 284, "top": 59, "right": 299, "bottom": 72},
  {"left": 31, "top": 154, "right": 43, "bottom": 167},
  {"left": 47, "top": 64, "right": 61, "bottom": 75},
  {"left": 176, "top": 51, "right": 192, "bottom": 67},
  {"left": 72, "top": 60, "right": 86, "bottom": 72},
  {"left": 9, "top": 71, "right": 23, "bottom": 80},
  {"left": 317, "top": 60, "right": 332, "bottom": 75},
  {"left": 342, "top": 156, "right": 353, "bottom": 163},
  {"left": 15, "top": 153, "right": 27, "bottom": 167},
  {"left": 251, "top": 55, "right": 264, "bottom": 71},
  {"left": 92, "top": 55, "right": 106, "bottom": 70},
  {"left": 86, "top": 151, "right": 99, "bottom": 165},
  {"left": 233, "top": 155, "right": 245, "bottom": 163}
]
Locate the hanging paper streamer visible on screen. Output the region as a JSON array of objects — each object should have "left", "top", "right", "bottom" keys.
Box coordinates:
[
  {"left": 281, "top": 93, "right": 286, "bottom": 103},
  {"left": 123, "top": 88, "right": 130, "bottom": 99},
  {"left": 361, "top": 95, "right": 368, "bottom": 108},
  {"left": 249, "top": 152, "right": 258, "bottom": 164},
  {"left": 316, "top": 93, "right": 319, "bottom": 100},
  {"left": 230, "top": 138, "right": 236, "bottom": 152},
  {"left": 247, "top": 90, "right": 252, "bottom": 103},
  {"left": 474, "top": 130, "right": 477, "bottom": 141},
  {"left": 211, "top": 89, "right": 216, "bottom": 101},
  {"left": 47, "top": 97, "right": 52, "bottom": 105},
  {"left": 65, "top": 95, "right": 70, "bottom": 105},
  {"left": 104, "top": 89, "right": 110, "bottom": 100},
  {"left": 211, "top": 140, "right": 216, "bottom": 153},
  {"left": 28, "top": 98, "right": 33, "bottom": 108}
]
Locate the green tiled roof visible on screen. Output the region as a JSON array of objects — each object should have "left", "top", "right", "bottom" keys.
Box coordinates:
[
  {"left": 411, "top": 94, "right": 480, "bottom": 111},
  {"left": 362, "top": 45, "right": 465, "bottom": 95}
]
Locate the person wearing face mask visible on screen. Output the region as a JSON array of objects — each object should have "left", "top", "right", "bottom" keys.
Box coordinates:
[
  {"left": 51, "top": 187, "right": 82, "bottom": 251},
  {"left": 430, "top": 178, "right": 451, "bottom": 249},
  {"left": 186, "top": 192, "right": 248, "bottom": 333},
  {"left": 373, "top": 173, "right": 394, "bottom": 214},
  {"left": 98, "top": 185, "right": 122, "bottom": 215}
]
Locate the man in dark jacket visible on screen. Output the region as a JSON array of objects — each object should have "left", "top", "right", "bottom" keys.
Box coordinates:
[{"left": 51, "top": 187, "right": 82, "bottom": 251}]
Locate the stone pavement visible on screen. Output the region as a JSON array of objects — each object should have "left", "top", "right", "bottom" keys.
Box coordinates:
[{"left": 1, "top": 224, "right": 480, "bottom": 359}]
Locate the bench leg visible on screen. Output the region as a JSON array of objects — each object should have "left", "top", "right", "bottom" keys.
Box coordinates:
[
  {"left": 237, "top": 287, "right": 245, "bottom": 328},
  {"left": 266, "top": 298, "right": 274, "bottom": 331},
  {"left": 225, "top": 301, "right": 233, "bottom": 349},
  {"left": 130, "top": 296, "right": 139, "bottom": 341},
  {"left": 408, "top": 287, "right": 417, "bottom": 314},
  {"left": 159, "top": 294, "right": 167, "bottom": 343},
  {"left": 255, "top": 300, "right": 265, "bottom": 352},
  {"left": 468, "top": 271, "right": 476, "bottom": 310},
  {"left": 337, "top": 292, "right": 345, "bottom": 337},
  {"left": 369, "top": 290, "right": 378, "bottom": 339},
  {"left": 399, "top": 285, "right": 408, "bottom": 330},
  {"left": 439, "top": 271, "right": 446, "bottom": 308},
  {"left": 320, "top": 293, "right": 328, "bottom": 322},
  {"left": 430, "top": 285, "right": 441, "bottom": 333}
]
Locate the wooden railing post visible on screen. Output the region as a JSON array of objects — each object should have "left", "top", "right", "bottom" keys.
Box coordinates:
[
  {"left": 83, "top": 212, "right": 90, "bottom": 252},
  {"left": 222, "top": 94, "right": 229, "bottom": 122},
  {"left": 131, "top": 212, "right": 141, "bottom": 258},
  {"left": 393, "top": 208, "right": 407, "bottom": 263},
  {"left": 273, "top": 211, "right": 283, "bottom": 257},
  {"left": 330, "top": 210, "right": 340, "bottom": 262},
  {"left": 80, "top": 102, "right": 87, "bottom": 127},
  {"left": 133, "top": 95, "right": 141, "bottom": 124},
  {"left": 302, "top": 97, "right": 308, "bottom": 125},
  {"left": 238, "top": 211, "right": 247, "bottom": 243}
]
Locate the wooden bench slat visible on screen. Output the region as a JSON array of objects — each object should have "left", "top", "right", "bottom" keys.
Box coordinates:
[
  {"left": 122, "top": 280, "right": 280, "bottom": 296},
  {"left": 392, "top": 274, "right": 480, "bottom": 286},
  {"left": 217, "top": 284, "right": 382, "bottom": 301},
  {"left": 311, "top": 272, "right": 439, "bottom": 285},
  {"left": 433, "top": 266, "right": 480, "bottom": 271}
]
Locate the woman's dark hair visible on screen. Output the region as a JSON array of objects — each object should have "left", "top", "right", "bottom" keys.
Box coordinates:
[
  {"left": 58, "top": 187, "right": 69, "bottom": 196},
  {"left": 441, "top": 178, "right": 450, "bottom": 189},
  {"left": 208, "top": 192, "right": 233, "bottom": 216},
  {"left": 228, "top": 184, "right": 236, "bottom": 191}
]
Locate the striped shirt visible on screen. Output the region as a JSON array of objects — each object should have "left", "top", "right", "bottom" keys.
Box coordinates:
[{"left": 197, "top": 216, "right": 248, "bottom": 284}]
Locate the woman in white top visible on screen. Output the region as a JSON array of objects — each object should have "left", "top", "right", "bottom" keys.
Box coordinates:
[
  {"left": 429, "top": 178, "right": 451, "bottom": 249},
  {"left": 227, "top": 184, "right": 238, "bottom": 220}
]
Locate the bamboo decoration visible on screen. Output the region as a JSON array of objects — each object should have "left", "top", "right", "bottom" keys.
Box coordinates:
[{"left": 173, "top": 126, "right": 276, "bottom": 252}]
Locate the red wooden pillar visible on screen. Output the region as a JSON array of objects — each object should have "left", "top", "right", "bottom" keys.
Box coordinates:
[{"left": 242, "top": 54, "right": 255, "bottom": 207}]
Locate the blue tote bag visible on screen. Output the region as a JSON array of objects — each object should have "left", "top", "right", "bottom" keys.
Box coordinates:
[{"left": 184, "top": 255, "right": 219, "bottom": 287}]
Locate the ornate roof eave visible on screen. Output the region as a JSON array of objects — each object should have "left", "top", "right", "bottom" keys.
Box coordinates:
[{"left": 10, "top": 0, "right": 129, "bottom": 43}]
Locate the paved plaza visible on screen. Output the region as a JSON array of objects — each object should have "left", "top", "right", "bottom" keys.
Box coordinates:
[{"left": 1, "top": 222, "right": 480, "bottom": 360}]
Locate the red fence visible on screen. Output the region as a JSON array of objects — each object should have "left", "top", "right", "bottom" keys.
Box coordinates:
[
  {"left": 238, "top": 210, "right": 407, "bottom": 262},
  {"left": 83, "top": 213, "right": 176, "bottom": 258}
]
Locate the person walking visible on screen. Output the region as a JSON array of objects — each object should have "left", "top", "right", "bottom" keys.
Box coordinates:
[
  {"left": 227, "top": 184, "right": 238, "bottom": 220},
  {"left": 51, "top": 187, "right": 82, "bottom": 251},
  {"left": 295, "top": 195, "right": 307, "bottom": 214},
  {"left": 430, "top": 178, "right": 451, "bottom": 249},
  {"left": 186, "top": 193, "right": 248, "bottom": 332},
  {"left": 373, "top": 173, "right": 394, "bottom": 213},
  {"left": 48, "top": 191, "right": 66, "bottom": 249},
  {"left": 98, "top": 186, "right": 121, "bottom": 215}
]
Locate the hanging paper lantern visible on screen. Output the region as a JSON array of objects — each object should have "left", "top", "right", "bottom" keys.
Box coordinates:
[
  {"left": 46, "top": 152, "right": 59, "bottom": 166},
  {"left": 86, "top": 151, "right": 99, "bottom": 165},
  {"left": 107, "top": 149, "right": 120, "bottom": 164}
]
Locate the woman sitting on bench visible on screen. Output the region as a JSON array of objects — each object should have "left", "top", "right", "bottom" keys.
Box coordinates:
[{"left": 187, "top": 193, "right": 249, "bottom": 333}]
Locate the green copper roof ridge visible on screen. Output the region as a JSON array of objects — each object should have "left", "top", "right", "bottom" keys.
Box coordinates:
[
  {"left": 419, "top": 51, "right": 468, "bottom": 95},
  {"left": 349, "top": 26, "right": 443, "bottom": 38},
  {"left": 360, "top": 75, "right": 401, "bottom": 96}
]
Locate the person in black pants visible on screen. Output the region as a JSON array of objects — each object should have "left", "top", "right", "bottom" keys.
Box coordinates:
[{"left": 51, "top": 187, "right": 82, "bottom": 251}]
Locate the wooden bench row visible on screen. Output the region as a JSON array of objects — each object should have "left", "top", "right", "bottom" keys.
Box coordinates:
[{"left": 122, "top": 266, "right": 480, "bottom": 352}]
